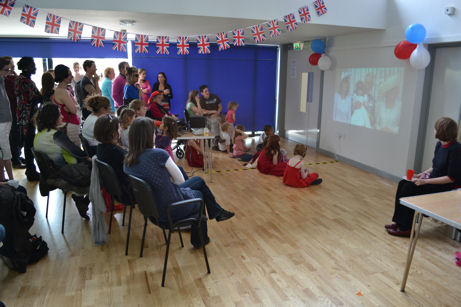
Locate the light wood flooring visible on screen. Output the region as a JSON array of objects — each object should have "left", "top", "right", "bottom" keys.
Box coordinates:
[{"left": 1, "top": 137, "right": 460, "bottom": 306}]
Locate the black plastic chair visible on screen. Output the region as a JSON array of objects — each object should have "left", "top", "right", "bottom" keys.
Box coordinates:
[
  {"left": 184, "top": 109, "right": 191, "bottom": 131},
  {"left": 79, "top": 134, "right": 96, "bottom": 157},
  {"left": 128, "top": 174, "right": 210, "bottom": 287},
  {"left": 32, "top": 148, "right": 89, "bottom": 234},
  {"left": 94, "top": 158, "right": 134, "bottom": 255}
]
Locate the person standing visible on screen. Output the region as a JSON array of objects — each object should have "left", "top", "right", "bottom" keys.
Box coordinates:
[
  {"left": 138, "top": 68, "right": 152, "bottom": 104},
  {"left": 0, "top": 57, "right": 14, "bottom": 182},
  {"left": 152, "top": 72, "right": 173, "bottom": 111},
  {"left": 101, "top": 67, "right": 116, "bottom": 113},
  {"left": 123, "top": 66, "right": 142, "bottom": 105},
  {"left": 80, "top": 60, "right": 101, "bottom": 120},
  {"left": 14, "top": 57, "right": 42, "bottom": 181},
  {"left": 2, "top": 56, "right": 25, "bottom": 169},
  {"left": 112, "top": 61, "right": 129, "bottom": 110}
]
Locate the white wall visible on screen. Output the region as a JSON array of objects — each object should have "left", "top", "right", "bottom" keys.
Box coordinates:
[{"left": 310, "top": 0, "right": 461, "bottom": 178}]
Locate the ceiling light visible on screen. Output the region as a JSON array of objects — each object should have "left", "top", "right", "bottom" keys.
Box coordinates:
[{"left": 120, "top": 20, "right": 136, "bottom": 27}]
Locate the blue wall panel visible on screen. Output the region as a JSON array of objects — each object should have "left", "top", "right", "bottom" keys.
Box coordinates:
[{"left": 133, "top": 42, "right": 278, "bottom": 131}]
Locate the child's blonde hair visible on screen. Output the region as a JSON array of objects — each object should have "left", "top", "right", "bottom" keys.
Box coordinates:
[
  {"left": 129, "top": 99, "right": 145, "bottom": 111},
  {"left": 293, "top": 144, "right": 307, "bottom": 158},
  {"left": 119, "top": 108, "right": 136, "bottom": 129},
  {"left": 227, "top": 101, "right": 239, "bottom": 110},
  {"left": 221, "top": 122, "right": 232, "bottom": 132}
]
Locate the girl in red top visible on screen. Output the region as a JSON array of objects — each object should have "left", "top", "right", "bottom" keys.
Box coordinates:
[
  {"left": 283, "top": 144, "right": 322, "bottom": 187},
  {"left": 147, "top": 91, "right": 177, "bottom": 121},
  {"left": 226, "top": 101, "right": 238, "bottom": 124},
  {"left": 257, "top": 135, "right": 287, "bottom": 176}
]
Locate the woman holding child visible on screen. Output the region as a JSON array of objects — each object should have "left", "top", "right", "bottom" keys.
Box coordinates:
[{"left": 386, "top": 117, "right": 461, "bottom": 237}]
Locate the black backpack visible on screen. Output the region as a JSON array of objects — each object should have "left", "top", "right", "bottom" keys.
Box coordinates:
[{"left": 0, "top": 185, "right": 48, "bottom": 273}]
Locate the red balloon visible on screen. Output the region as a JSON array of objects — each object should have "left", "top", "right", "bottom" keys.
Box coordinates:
[
  {"left": 309, "top": 53, "right": 322, "bottom": 66},
  {"left": 394, "top": 40, "right": 417, "bottom": 60}
]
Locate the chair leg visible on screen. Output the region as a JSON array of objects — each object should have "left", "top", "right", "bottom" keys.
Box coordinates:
[
  {"left": 140, "top": 217, "right": 148, "bottom": 258},
  {"left": 46, "top": 192, "right": 50, "bottom": 219},
  {"left": 161, "top": 230, "right": 172, "bottom": 287},
  {"left": 125, "top": 205, "right": 134, "bottom": 256},
  {"left": 178, "top": 228, "right": 184, "bottom": 248},
  {"left": 198, "top": 221, "right": 210, "bottom": 274},
  {"left": 61, "top": 192, "right": 67, "bottom": 234},
  {"left": 122, "top": 203, "right": 127, "bottom": 226},
  {"left": 108, "top": 196, "right": 114, "bottom": 234},
  {"left": 162, "top": 228, "right": 167, "bottom": 244}
]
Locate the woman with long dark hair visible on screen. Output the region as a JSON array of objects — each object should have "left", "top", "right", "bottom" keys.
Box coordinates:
[
  {"left": 124, "top": 117, "right": 234, "bottom": 248},
  {"left": 152, "top": 72, "right": 173, "bottom": 111}
]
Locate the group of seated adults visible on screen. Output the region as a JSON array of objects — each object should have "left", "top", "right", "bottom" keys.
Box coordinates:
[{"left": 33, "top": 101, "right": 234, "bottom": 247}]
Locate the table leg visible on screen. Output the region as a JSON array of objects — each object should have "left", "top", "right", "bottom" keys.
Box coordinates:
[
  {"left": 400, "top": 212, "right": 424, "bottom": 292},
  {"left": 206, "top": 139, "right": 212, "bottom": 182}
]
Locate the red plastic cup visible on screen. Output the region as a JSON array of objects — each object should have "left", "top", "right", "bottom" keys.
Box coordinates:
[{"left": 406, "top": 169, "right": 415, "bottom": 180}]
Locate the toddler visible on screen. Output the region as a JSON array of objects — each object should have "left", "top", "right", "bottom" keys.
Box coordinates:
[{"left": 283, "top": 144, "right": 322, "bottom": 187}]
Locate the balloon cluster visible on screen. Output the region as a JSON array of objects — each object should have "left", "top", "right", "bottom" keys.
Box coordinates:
[
  {"left": 394, "top": 24, "right": 430, "bottom": 70},
  {"left": 309, "top": 39, "right": 331, "bottom": 71}
]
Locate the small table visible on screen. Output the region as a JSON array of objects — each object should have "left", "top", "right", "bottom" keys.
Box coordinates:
[
  {"left": 399, "top": 190, "right": 461, "bottom": 292},
  {"left": 177, "top": 132, "right": 215, "bottom": 182}
]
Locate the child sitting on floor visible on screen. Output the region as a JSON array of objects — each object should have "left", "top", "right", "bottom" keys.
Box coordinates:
[
  {"left": 218, "top": 122, "right": 233, "bottom": 154},
  {"left": 283, "top": 144, "right": 322, "bottom": 187},
  {"left": 119, "top": 108, "right": 135, "bottom": 150},
  {"left": 231, "top": 124, "right": 253, "bottom": 162}
]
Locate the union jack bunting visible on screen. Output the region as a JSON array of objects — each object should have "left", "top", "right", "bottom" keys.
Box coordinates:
[
  {"left": 298, "top": 5, "right": 311, "bottom": 23},
  {"left": 176, "top": 36, "right": 190, "bottom": 55},
  {"left": 232, "top": 29, "right": 245, "bottom": 47},
  {"left": 156, "top": 36, "right": 170, "bottom": 55},
  {"left": 0, "top": 0, "right": 15, "bottom": 17},
  {"left": 266, "top": 20, "right": 281, "bottom": 38},
  {"left": 44, "top": 13, "right": 61, "bottom": 34},
  {"left": 67, "top": 20, "right": 83, "bottom": 42},
  {"left": 283, "top": 13, "right": 298, "bottom": 32},
  {"left": 216, "top": 32, "right": 230, "bottom": 51},
  {"left": 113, "top": 31, "right": 127, "bottom": 52},
  {"left": 250, "top": 24, "right": 265, "bottom": 44},
  {"left": 135, "top": 34, "right": 149, "bottom": 54},
  {"left": 313, "top": 0, "right": 327, "bottom": 16},
  {"left": 20, "top": 4, "right": 39, "bottom": 28},
  {"left": 197, "top": 35, "right": 210, "bottom": 54},
  {"left": 91, "top": 26, "right": 105, "bottom": 48}
]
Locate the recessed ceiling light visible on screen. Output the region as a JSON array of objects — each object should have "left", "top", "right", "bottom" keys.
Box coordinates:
[{"left": 120, "top": 20, "right": 136, "bottom": 27}]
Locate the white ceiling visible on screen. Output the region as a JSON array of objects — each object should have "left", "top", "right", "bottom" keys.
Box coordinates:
[{"left": 0, "top": 8, "right": 380, "bottom": 45}]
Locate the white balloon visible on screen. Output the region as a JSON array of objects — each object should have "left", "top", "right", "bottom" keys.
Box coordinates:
[
  {"left": 409, "top": 44, "right": 430, "bottom": 70},
  {"left": 318, "top": 54, "right": 332, "bottom": 71}
]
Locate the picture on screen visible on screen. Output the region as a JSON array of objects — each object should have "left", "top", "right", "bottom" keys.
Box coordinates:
[{"left": 333, "top": 67, "right": 404, "bottom": 133}]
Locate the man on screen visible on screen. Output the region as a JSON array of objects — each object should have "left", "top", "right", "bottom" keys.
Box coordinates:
[
  {"left": 375, "top": 75, "right": 401, "bottom": 134},
  {"left": 333, "top": 75, "right": 352, "bottom": 123}
]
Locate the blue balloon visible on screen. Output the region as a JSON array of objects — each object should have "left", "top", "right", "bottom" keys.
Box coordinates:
[
  {"left": 311, "top": 39, "right": 325, "bottom": 54},
  {"left": 405, "top": 24, "right": 426, "bottom": 44}
]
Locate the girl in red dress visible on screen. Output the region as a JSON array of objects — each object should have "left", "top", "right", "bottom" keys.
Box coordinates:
[
  {"left": 283, "top": 144, "right": 322, "bottom": 187},
  {"left": 257, "top": 135, "right": 287, "bottom": 176}
]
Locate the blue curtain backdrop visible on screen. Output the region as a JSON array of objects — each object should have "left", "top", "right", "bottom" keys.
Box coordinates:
[
  {"left": 0, "top": 38, "right": 277, "bottom": 131},
  {"left": 132, "top": 42, "right": 278, "bottom": 132},
  {"left": 0, "top": 38, "right": 128, "bottom": 58}
]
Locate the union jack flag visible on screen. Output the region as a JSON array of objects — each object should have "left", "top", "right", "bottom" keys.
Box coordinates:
[
  {"left": 176, "top": 36, "right": 190, "bottom": 55},
  {"left": 283, "top": 13, "right": 298, "bottom": 32},
  {"left": 197, "top": 35, "right": 210, "bottom": 55},
  {"left": 250, "top": 24, "right": 265, "bottom": 44},
  {"left": 298, "top": 5, "right": 311, "bottom": 23},
  {"left": 67, "top": 20, "right": 83, "bottom": 42},
  {"left": 0, "top": 0, "right": 16, "bottom": 17},
  {"left": 156, "top": 36, "right": 170, "bottom": 55},
  {"left": 20, "top": 4, "right": 39, "bottom": 28},
  {"left": 216, "top": 32, "right": 230, "bottom": 51},
  {"left": 44, "top": 13, "right": 61, "bottom": 34},
  {"left": 266, "top": 20, "right": 281, "bottom": 38},
  {"left": 91, "top": 26, "right": 105, "bottom": 48},
  {"left": 113, "top": 31, "right": 127, "bottom": 52},
  {"left": 232, "top": 29, "right": 245, "bottom": 47},
  {"left": 135, "top": 34, "right": 149, "bottom": 54},
  {"left": 313, "top": 0, "right": 327, "bottom": 16}
]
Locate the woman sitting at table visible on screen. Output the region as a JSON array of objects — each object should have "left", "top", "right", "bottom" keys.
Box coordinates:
[
  {"left": 386, "top": 117, "right": 461, "bottom": 237},
  {"left": 123, "top": 117, "right": 234, "bottom": 248},
  {"left": 185, "top": 90, "right": 203, "bottom": 117},
  {"left": 257, "top": 135, "right": 287, "bottom": 176}
]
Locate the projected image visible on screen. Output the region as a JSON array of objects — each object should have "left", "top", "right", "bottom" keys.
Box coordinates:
[{"left": 333, "top": 67, "right": 404, "bottom": 133}]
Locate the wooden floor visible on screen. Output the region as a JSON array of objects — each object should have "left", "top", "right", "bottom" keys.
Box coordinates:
[{"left": 1, "top": 137, "right": 460, "bottom": 306}]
